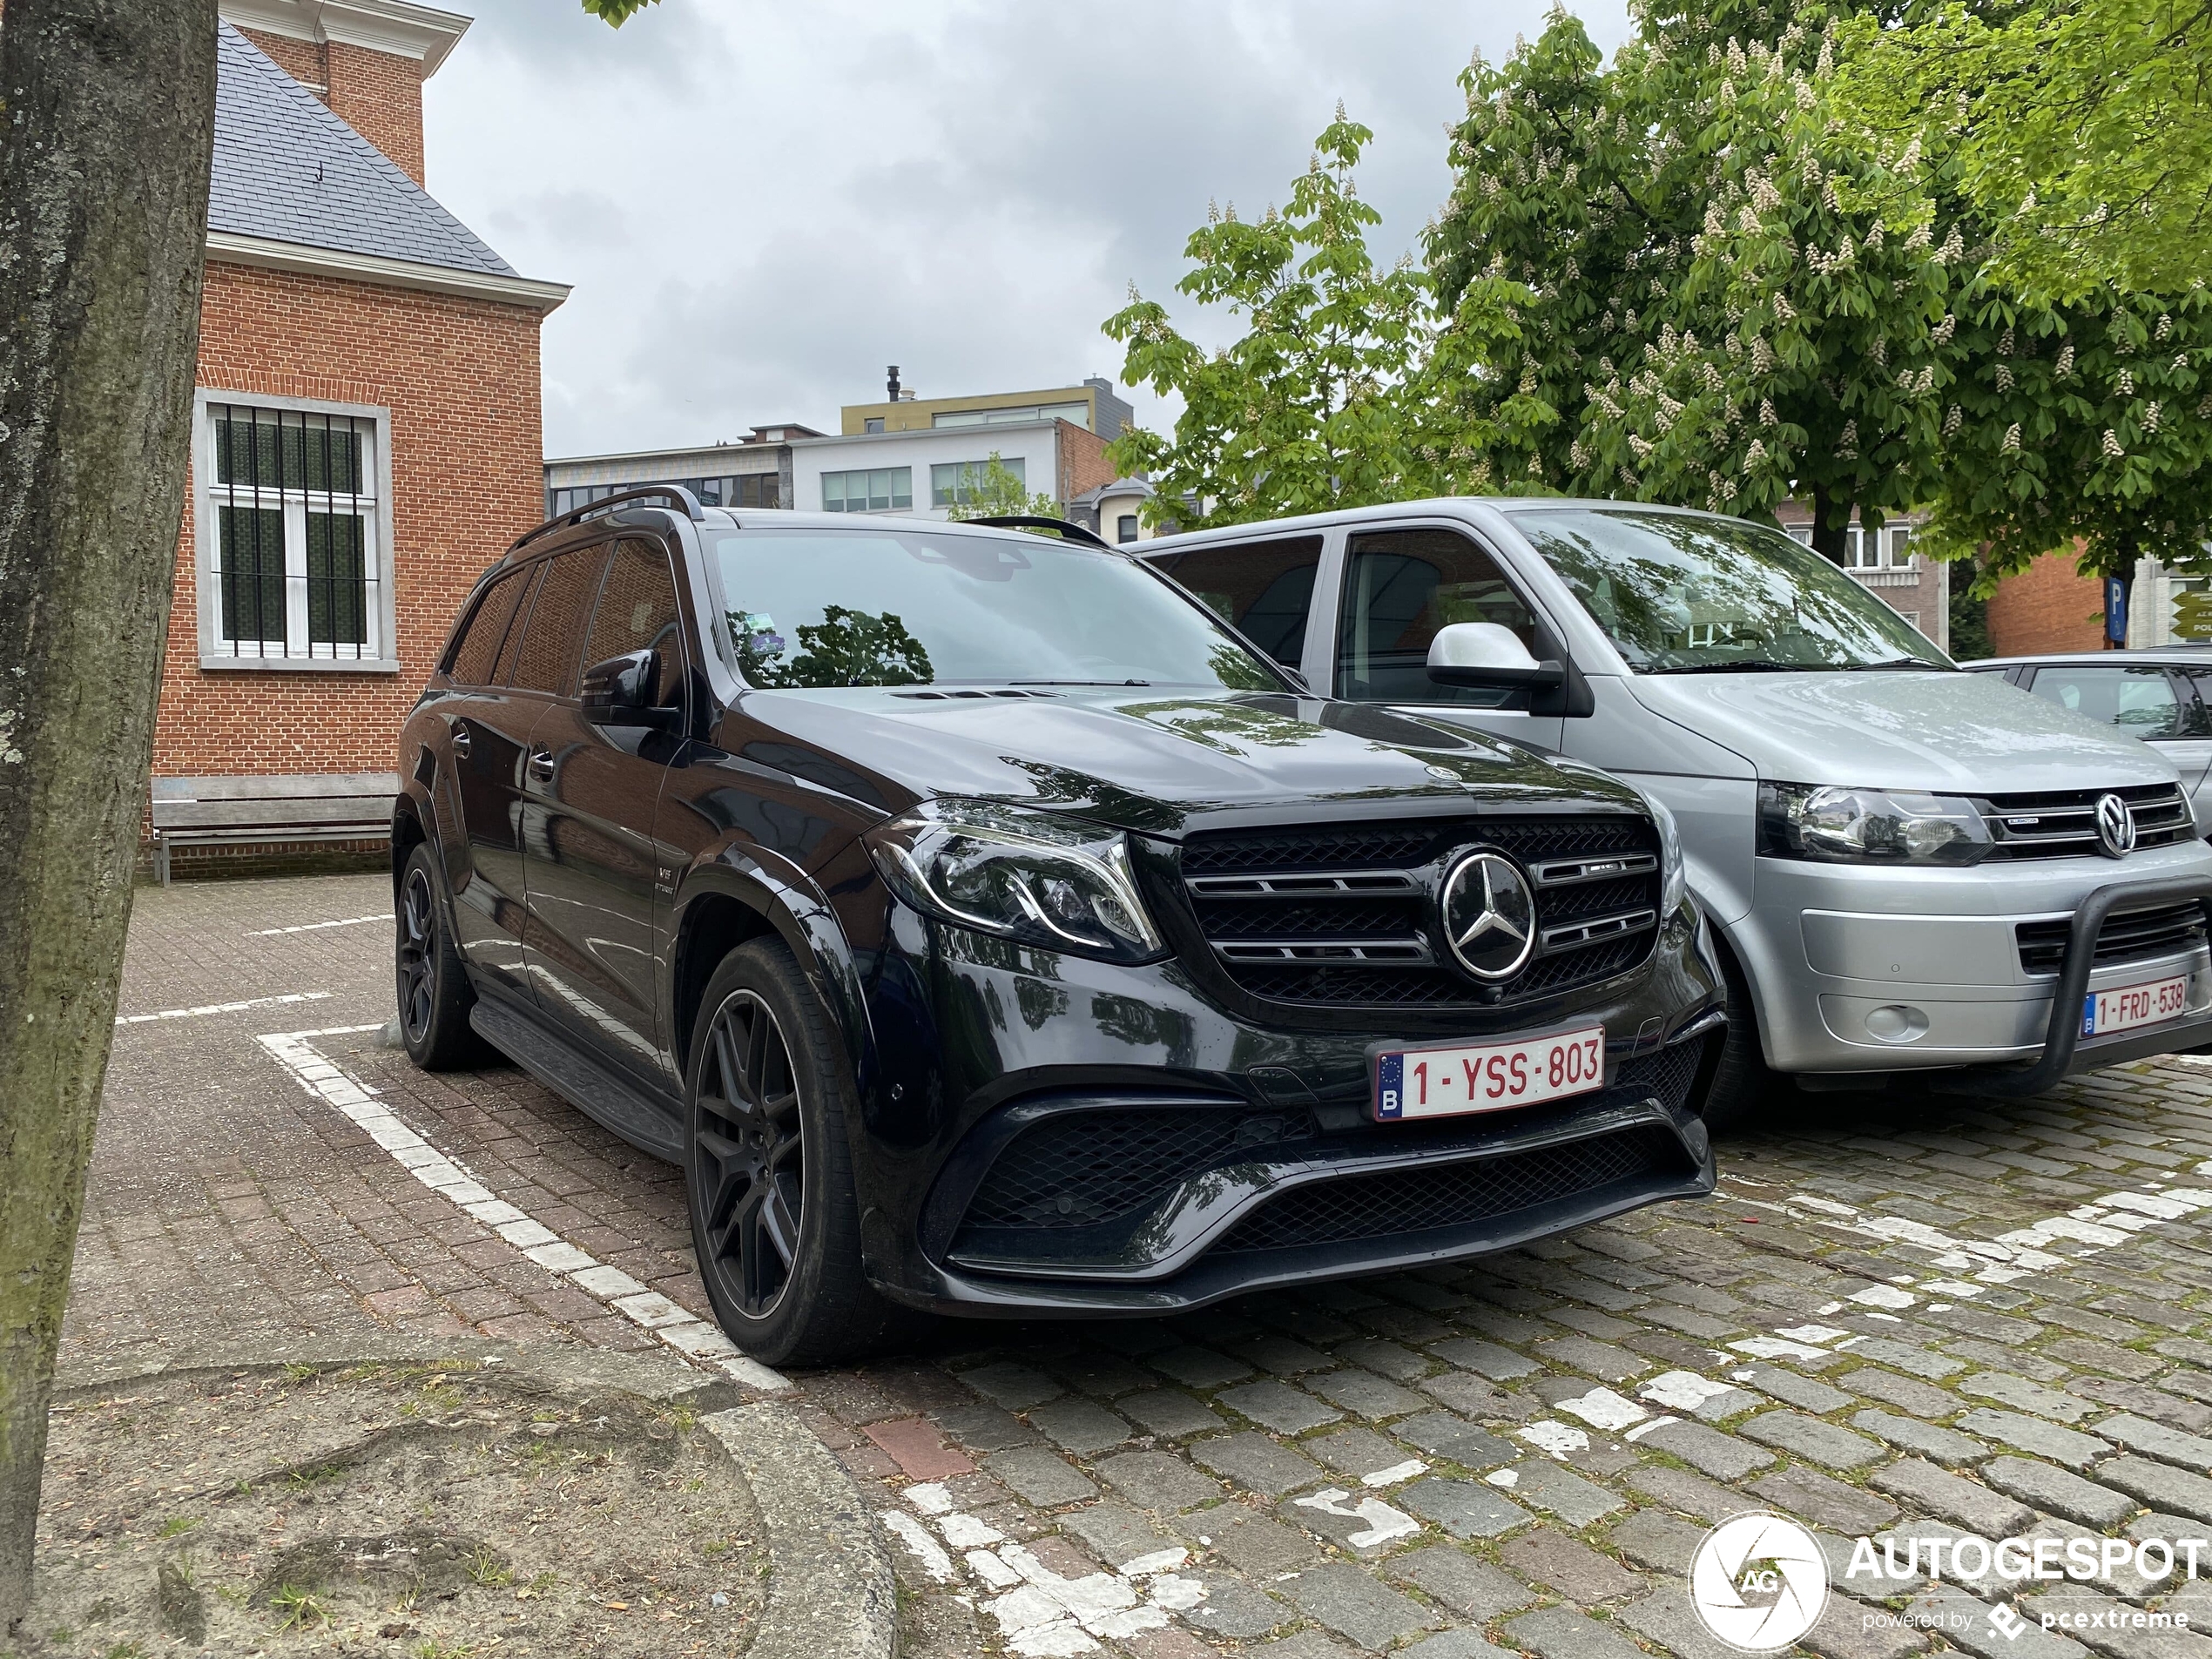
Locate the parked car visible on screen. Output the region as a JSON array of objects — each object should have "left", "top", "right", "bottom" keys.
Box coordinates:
[
  {"left": 1139, "top": 501, "right": 2212, "bottom": 1128},
  {"left": 1963, "top": 649, "right": 2212, "bottom": 831},
  {"left": 393, "top": 491, "right": 1725, "bottom": 1364}
]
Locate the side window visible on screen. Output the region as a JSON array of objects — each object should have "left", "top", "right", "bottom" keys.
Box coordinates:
[
  {"left": 1149, "top": 536, "right": 1321, "bottom": 667},
  {"left": 2026, "top": 664, "right": 2183, "bottom": 738},
  {"left": 507, "top": 545, "right": 612, "bottom": 696},
  {"left": 1335, "top": 528, "right": 1537, "bottom": 705},
  {"left": 583, "top": 538, "right": 686, "bottom": 707},
  {"left": 2175, "top": 670, "right": 2212, "bottom": 737},
  {"left": 492, "top": 563, "right": 545, "bottom": 687},
  {"left": 445, "top": 568, "right": 529, "bottom": 686}
]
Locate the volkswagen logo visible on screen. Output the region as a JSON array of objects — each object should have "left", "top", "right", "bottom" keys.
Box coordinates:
[
  {"left": 1440, "top": 850, "right": 1538, "bottom": 981},
  {"left": 2095, "top": 792, "right": 2137, "bottom": 859}
]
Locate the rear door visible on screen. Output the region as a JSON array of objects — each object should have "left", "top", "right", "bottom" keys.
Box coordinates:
[
  {"left": 446, "top": 562, "right": 545, "bottom": 1000},
  {"left": 521, "top": 537, "right": 690, "bottom": 1093},
  {"left": 1332, "top": 523, "right": 1566, "bottom": 749}
]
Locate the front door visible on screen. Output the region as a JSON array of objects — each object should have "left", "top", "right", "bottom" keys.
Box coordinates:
[
  {"left": 522, "top": 537, "right": 689, "bottom": 1092},
  {"left": 1332, "top": 524, "right": 1567, "bottom": 750}
]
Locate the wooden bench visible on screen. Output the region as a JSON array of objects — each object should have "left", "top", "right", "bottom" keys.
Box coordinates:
[{"left": 149, "top": 773, "right": 399, "bottom": 885}]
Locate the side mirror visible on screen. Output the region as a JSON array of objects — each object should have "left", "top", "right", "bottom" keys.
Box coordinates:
[
  {"left": 1427, "top": 622, "right": 1566, "bottom": 689},
  {"left": 581, "top": 649, "right": 665, "bottom": 726}
]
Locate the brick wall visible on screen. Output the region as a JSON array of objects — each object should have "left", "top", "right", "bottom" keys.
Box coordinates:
[
  {"left": 160, "top": 259, "right": 544, "bottom": 781},
  {"left": 1986, "top": 547, "right": 2108, "bottom": 656},
  {"left": 236, "top": 26, "right": 426, "bottom": 185},
  {"left": 1055, "top": 421, "right": 1119, "bottom": 508}
]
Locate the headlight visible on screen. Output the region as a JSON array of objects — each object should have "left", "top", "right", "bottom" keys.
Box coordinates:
[
  {"left": 865, "top": 799, "right": 1165, "bottom": 963},
  {"left": 1758, "top": 782, "right": 1993, "bottom": 866},
  {"left": 1649, "top": 794, "right": 1688, "bottom": 914}
]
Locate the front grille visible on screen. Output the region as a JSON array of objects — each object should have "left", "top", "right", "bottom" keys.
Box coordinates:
[
  {"left": 2016, "top": 900, "right": 2209, "bottom": 974},
  {"left": 1982, "top": 783, "right": 2195, "bottom": 859},
  {"left": 1212, "top": 1126, "right": 1684, "bottom": 1252},
  {"left": 1179, "top": 815, "right": 1662, "bottom": 1009},
  {"left": 959, "top": 1107, "right": 1312, "bottom": 1232}
]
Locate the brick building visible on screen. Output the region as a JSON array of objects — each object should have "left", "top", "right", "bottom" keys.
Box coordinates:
[{"left": 149, "top": 3, "right": 566, "bottom": 873}]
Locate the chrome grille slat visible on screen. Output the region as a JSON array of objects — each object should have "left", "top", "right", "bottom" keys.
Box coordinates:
[
  {"left": 1981, "top": 782, "right": 2195, "bottom": 860},
  {"left": 1540, "top": 908, "right": 1659, "bottom": 954}
]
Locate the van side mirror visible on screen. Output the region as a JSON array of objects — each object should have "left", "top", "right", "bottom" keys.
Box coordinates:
[
  {"left": 581, "top": 649, "right": 673, "bottom": 728},
  {"left": 1426, "top": 622, "right": 1567, "bottom": 689}
]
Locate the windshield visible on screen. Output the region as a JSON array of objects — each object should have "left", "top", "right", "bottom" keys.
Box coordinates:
[
  {"left": 1504, "top": 507, "right": 1952, "bottom": 673},
  {"left": 705, "top": 527, "right": 1285, "bottom": 691}
]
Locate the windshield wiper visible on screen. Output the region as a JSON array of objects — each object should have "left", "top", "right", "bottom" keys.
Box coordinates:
[
  {"left": 1642, "top": 660, "right": 1812, "bottom": 675},
  {"left": 1844, "top": 657, "right": 1951, "bottom": 671}
]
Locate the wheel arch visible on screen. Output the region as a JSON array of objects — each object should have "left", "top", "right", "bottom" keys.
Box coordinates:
[{"left": 390, "top": 791, "right": 429, "bottom": 903}]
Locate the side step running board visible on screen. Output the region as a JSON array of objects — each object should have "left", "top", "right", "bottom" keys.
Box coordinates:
[{"left": 469, "top": 995, "right": 685, "bottom": 1163}]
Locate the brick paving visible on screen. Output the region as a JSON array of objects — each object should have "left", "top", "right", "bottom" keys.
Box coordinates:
[{"left": 64, "top": 872, "right": 2212, "bottom": 1658}]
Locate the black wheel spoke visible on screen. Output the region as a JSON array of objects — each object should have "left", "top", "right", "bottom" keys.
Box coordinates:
[{"left": 690, "top": 988, "right": 806, "bottom": 1319}]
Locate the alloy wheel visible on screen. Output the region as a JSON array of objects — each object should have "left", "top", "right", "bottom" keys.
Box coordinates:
[
  {"left": 694, "top": 990, "right": 806, "bottom": 1318},
  {"left": 397, "top": 866, "right": 438, "bottom": 1045}
]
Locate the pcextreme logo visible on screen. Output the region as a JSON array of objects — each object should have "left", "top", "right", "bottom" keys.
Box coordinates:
[{"left": 1689, "top": 1513, "right": 1831, "bottom": 1653}]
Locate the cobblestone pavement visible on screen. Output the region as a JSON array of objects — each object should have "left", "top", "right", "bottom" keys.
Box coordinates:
[{"left": 68, "top": 873, "right": 2212, "bottom": 1659}]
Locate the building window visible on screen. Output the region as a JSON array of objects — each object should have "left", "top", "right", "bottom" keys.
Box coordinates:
[
  {"left": 822, "top": 467, "right": 912, "bottom": 512},
  {"left": 547, "top": 474, "right": 782, "bottom": 518},
  {"left": 931, "top": 456, "right": 1024, "bottom": 508},
  {"left": 1887, "top": 525, "right": 1914, "bottom": 564},
  {"left": 1116, "top": 514, "right": 1140, "bottom": 544},
  {"left": 863, "top": 417, "right": 885, "bottom": 434},
  {"left": 200, "top": 399, "right": 388, "bottom": 664},
  {"left": 932, "top": 402, "right": 1089, "bottom": 430}
]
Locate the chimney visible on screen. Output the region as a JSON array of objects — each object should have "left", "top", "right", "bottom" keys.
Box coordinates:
[{"left": 887, "top": 365, "right": 900, "bottom": 401}]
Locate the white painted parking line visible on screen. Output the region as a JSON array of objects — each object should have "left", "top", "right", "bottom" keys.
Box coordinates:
[
  {"left": 254, "top": 1023, "right": 791, "bottom": 1394},
  {"left": 116, "top": 990, "right": 332, "bottom": 1025},
  {"left": 247, "top": 913, "right": 394, "bottom": 937}
]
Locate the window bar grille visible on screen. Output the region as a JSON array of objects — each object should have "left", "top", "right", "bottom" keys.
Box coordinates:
[{"left": 210, "top": 402, "right": 378, "bottom": 662}]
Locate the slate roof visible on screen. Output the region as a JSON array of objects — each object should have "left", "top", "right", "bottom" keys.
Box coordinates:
[{"left": 209, "top": 21, "right": 517, "bottom": 278}]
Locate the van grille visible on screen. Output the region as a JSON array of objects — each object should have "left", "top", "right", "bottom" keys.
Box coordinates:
[
  {"left": 2015, "top": 900, "right": 2209, "bottom": 975},
  {"left": 1178, "top": 815, "right": 1662, "bottom": 1010},
  {"left": 1982, "top": 783, "right": 2195, "bottom": 859}
]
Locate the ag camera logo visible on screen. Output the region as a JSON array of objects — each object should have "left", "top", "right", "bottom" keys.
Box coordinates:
[{"left": 1689, "top": 1513, "right": 1831, "bottom": 1652}]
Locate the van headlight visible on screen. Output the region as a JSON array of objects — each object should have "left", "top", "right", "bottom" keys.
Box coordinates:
[
  {"left": 1758, "top": 782, "right": 1993, "bottom": 866},
  {"left": 865, "top": 799, "right": 1165, "bottom": 962}
]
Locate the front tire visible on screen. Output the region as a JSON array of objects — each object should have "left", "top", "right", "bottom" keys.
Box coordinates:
[
  {"left": 1700, "top": 937, "right": 1790, "bottom": 1134},
  {"left": 684, "top": 938, "right": 917, "bottom": 1366},
  {"left": 395, "top": 844, "right": 486, "bottom": 1070}
]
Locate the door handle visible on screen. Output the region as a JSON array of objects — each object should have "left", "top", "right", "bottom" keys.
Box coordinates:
[
  {"left": 448, "top": 724, "right": 471, "bottom": 759},
  {"left": 528, "top": 749, "right": 556, "bottom": 783}
]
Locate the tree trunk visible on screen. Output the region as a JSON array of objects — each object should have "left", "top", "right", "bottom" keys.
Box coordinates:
[
  {"left": 1807, "top": 483, "right": 1850, "bottom": 565},
  {"left": 0, "top": 0, "right": 217, "bottom": 1632}
]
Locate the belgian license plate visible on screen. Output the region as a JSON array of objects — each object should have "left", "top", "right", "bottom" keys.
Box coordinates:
[
  {"left": 1373, "top": 1027, "right": 1605, "bottom": 1122},
  {"left": 2082, "top": 975, "right": 2190, "bottom": 1036}
]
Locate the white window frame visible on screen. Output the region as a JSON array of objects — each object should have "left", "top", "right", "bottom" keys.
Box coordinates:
[{"left": 192, "top": 389, "right": 398, "bottom": 672}]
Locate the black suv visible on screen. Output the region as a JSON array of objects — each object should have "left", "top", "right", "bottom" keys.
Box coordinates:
[{"left": 394, "top": 491, "right": 1724, "bottom": 1364}]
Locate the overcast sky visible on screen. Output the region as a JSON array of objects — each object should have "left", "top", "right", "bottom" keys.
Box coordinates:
[{"left": 423, "top": 1, "right": 1630, "bottom": 461}]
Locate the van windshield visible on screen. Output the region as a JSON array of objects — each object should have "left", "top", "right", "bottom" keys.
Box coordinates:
[
  {"left": 705, "top": 527, "right": 1286, "bottom": 691},
  {"left": 1503, "top": 507, "right": 1953, "bottom": 673}
]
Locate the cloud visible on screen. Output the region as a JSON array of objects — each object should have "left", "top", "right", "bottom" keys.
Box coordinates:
[{"left": 424, "top": 0, "right": 1631, "bottom": 457}]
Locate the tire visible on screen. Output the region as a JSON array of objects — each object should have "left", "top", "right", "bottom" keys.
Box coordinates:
[
  {"left": 1699, "top": 937, "right": 1790, "bottom": 1135},
  {"left": 684, "top": 937, "right": 921, "bottom": 1366},
  {"left": 395, "top": 842, "right": 487, "bottom": 1070}
]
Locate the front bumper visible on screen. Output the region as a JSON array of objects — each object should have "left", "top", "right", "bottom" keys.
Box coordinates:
[
  {"left": 853, "top": 900, "right": 1723, "bottom": 1317},
  {"left": 1738, "top": 842, "right": 2212, "bottom": 1080}
]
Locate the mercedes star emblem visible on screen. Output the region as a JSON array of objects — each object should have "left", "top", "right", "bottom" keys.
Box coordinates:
[
  {"left": 1440, "top": 850, "right": 1538, "bottom": 981},
  {"left": 2094, "top": 792, "right": 2137, "bottom": 859}
]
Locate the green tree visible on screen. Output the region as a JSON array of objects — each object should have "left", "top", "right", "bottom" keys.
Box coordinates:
[
  {"left": 1838, "top": 0, "right": 2212, "bottom": 301},
  {"left": 0, "top": 0, "right": 220, "bottom": 1631},
  {"left": 941, "top": 453, "right": 1061, "bottom": 524},
  {"left": 1429, "top": 5, "right": 1957, "bottom": 560},
  {"left": 1103, "top": 108, "right": 1530, "bottom": 529}
]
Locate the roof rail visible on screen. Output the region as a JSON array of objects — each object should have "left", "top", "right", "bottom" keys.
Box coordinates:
[
  {"left": 966, "top": 514, "right": 1112, "bottom": 550},
  {"left": 510, "top": 485, "right": 706, "bottom": 553}
]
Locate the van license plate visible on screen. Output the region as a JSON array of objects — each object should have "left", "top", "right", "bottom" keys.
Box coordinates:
[
  {"left": 2083, "top": 975, "right": 2190, "bottom": 1036},
  {"left": 1373, "top": 1028, "right": 1605, "bottom": 1122}
]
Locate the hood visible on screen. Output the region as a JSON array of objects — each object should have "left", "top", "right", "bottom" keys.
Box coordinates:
[
  {"left": 721, "top": 687, "right": 1644, "bottom": 835},
  {"left": 1629, "top": 670, "right": 2182, "bottom": 792}
]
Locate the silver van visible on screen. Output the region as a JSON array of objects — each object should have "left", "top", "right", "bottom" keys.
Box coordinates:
[{"left": 1140, "top": 500, "right": 2212, "bottom": 1125}]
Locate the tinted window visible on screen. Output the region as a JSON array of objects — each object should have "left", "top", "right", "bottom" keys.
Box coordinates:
[
  {"left": 508, "top": 546, "right": 611, "bottom": 696},
  {"left": 1506, "top": 506, "right": 1948, "bottom": 672},
  {"left": 1150, "top": 536, "right": 1321, "bottom": 668},
  {"left": 2028, "top": 664, "right": 2185, "bottom": 738},
  {"left": 445, "top": 568, "right": 530, "bottom": 685},
  {"left": 584, "top": 539, "right": 685, "bottom": 707},
  {"left": 1336, "top": 528, "right": 1537, "bottom": 705},
  {"left": 707, "top": 527, "right": 1285, "bottom": 691},
  {"left": 2178, "top": 670, "right": 2212, "bottom": 737},
  {"left": 492, "top": 563, "right": 545, "bottom": 687}
]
